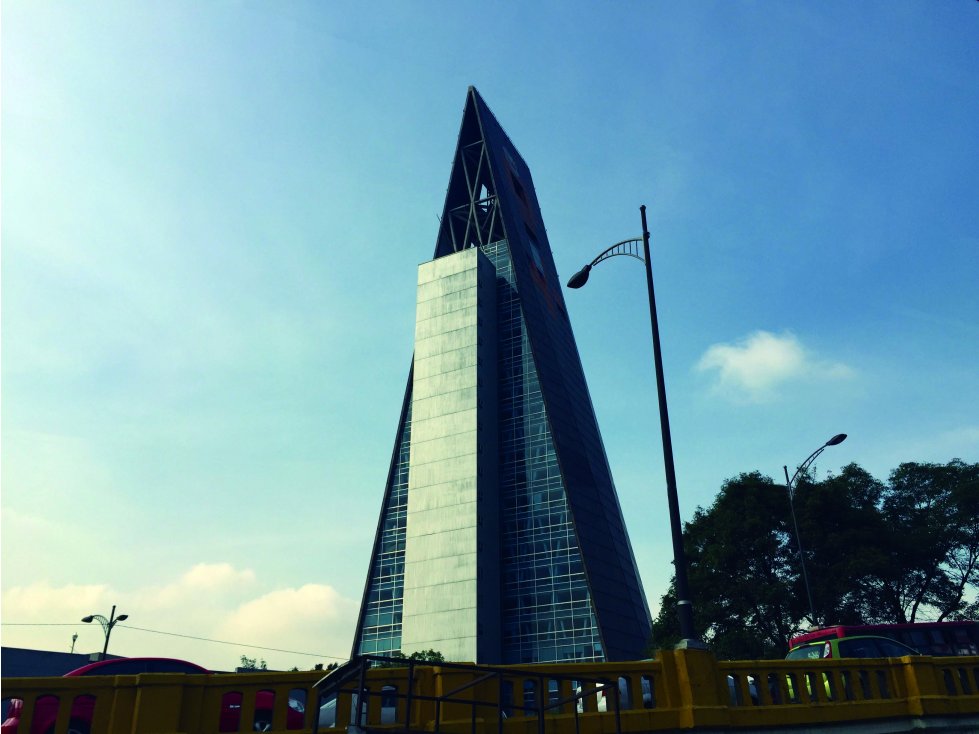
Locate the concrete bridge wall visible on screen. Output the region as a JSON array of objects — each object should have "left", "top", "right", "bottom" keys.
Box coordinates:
[{"left": 2, "top": 649, "right": 977, "bottom": 733}]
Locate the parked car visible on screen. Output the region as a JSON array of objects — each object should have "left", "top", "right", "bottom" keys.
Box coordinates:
[
  {"left": 778, "top": 635, "right": 921, "bottom": 703},
  {"left": 786, "top": 635, "right": 920, "bottom": 660},
  {"left": 788, "top": 621, "right": 978, "bottom": 657},
  {"left": 727, "top": 635, "right": 921, "bottom": 706},
  {"left": 1, "top": 657, "right": 304, "bottom": 734}
]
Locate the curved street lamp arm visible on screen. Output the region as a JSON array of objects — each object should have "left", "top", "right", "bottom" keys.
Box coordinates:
[
  {"left": 587, "top": 237, "right": 645, "bottom": 268},
  {"left": 788, "top": 445, "right": 828, "bottom": 489},
  {"left": 787, "top": 435, "right": 846, "bottom": 490},
  {"left": 82, "top": 605, "right": 128, "bottom": 660},
  {"left": 567, "top": 238, "right": 645, "bottom": 290},
  {"left": 87, "top": 614, "right": 111, "bottom": 636}
]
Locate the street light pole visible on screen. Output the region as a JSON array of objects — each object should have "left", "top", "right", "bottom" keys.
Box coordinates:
[
  {"left": 81, "top": 604, "right": 129, "bottom": 660},
  {"left": 639, "top": 206, "right": 700, "bottom": 648},
  {"left": 783, "top": 433, "right": 847, "bottom": 627},
  {"left": 567, "top": 205, "right": 704, "bottom": 649}
]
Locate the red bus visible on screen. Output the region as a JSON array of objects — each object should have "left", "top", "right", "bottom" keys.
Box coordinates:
[{"left": 788, "top": 621, "right": 979, "bottom": 656}]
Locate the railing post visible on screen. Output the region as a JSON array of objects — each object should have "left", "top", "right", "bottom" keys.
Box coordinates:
[
  {"left": 901, "top": 656, "right": 955, "bottom": 717},
  {"left": 669, "top": 647, "right": 730, "bottom": 729},
  {"left": 497, "top": 672, "right": 504, "bottom": 734},
  {"left": 357, "top": 658, "right": 368, "bottom": 728},
  {"left": 612, "top": 679, "right": 622, "bottom": 734},
  {"left": 434, "top": 668, "right": 442, "bottom": 734},
  {"left": 405, "top": 660, "right": 415, "bottom": 733},
  {"left": 537, "top": 675, "right": 545, "bottom": 734},
  {"left": 129, "top": 674, "right": 189, "bottom": 733}
]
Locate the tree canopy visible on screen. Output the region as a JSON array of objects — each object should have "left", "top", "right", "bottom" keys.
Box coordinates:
[
  {"left": 237, "top": 655, "right": 268, "bottom": 671},
  {"left": 652, "top": 459, "right": 979, "bottom": 659},
  {"left": 373, "top": 649, "right": 446, "bottom": 668}
]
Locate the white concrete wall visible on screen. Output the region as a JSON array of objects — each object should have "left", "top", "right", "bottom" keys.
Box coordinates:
[{"left": 400, "top": 248, "right": 498, "bottom": 662}]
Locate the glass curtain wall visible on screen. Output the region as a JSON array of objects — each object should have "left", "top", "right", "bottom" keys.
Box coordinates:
[
  {"left": 484, "top": 239, "right": 604, "bottom": 664},
  {"left": 356, "top": 403, "right": 411, "bottom": 655}
]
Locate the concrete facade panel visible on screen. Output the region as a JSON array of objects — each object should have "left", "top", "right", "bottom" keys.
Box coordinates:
[
  {"left": 414, "top": 348, "right": 479, "bottom": 376},
  {"left": 406, "top": 481, "right": 476, "bottom": 514},
  {"left": 402, "top": 561, "right": 478, "bottom": 594},
  {"left": 412, "top": 367, "right": 478, "bottom": 401},
  {"left": 401, "top": 247, "right": 497, "bottom": 664},
  {"left": 410, "top": 387, "right": 477, "bottom": 420},
  {"left": 401, "top": 526, "right": 477, "bottom": 562},
  {"left": 406, "top": 503, "right": 478, "bottom": 536},
  {"left": 415, "top": 307, "right": 480, "bottom": 341},
  {"left": 405, "top": 454, "right": 477, "bottom": 487},
  {"left": 416, "top": 251, "right": 479, "bottom": 283},
  {"left": 401, "top": 607, "right": 478, "bottom": 663},
  {"left": 410, "top": 409, "right": 478, "bottom": 442},
  {"left": 414, "top": 327, "right": 479, "bottom": 360},
  {"left": 416, "top": 271, "right": 478, "bottom": 303},
  {"left": 415, "top": 289, "right": 476, "bottom": 322},
  {"left": 415, "top": 314, "right": 477, "bottom": 343}
]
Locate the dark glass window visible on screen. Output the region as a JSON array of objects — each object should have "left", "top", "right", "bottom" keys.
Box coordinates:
[
  {"left": 483, "top": 239, "right": 603, "bottom": 664},
  {"left": 356, "top": 402, "right": 412, "bottom": 656}
]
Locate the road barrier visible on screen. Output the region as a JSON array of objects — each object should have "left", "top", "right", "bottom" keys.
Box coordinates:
[{"left": 3, "top": 650, "right": 977, "bottom": 733}]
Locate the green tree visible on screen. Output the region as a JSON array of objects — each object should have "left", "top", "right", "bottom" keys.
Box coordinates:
[
  {"left": 374, "top": 649, "right": 446, "bottom": 668},
  {"left": 652, "top": 460, "right": 979, "bottom": 659},
  {"left": 653, "top": 472, "right": 798, "bottom": 659},
  {"left": 943, "top": 466, "right": 979, "bottom": 620},
  {"left": 406, "top": 649, "right": 445, "bottom": 663},
  {"left": 870, "top": 460, "right": 979, "bottom": 622},
  {"left": 238, "top": 655, "right": 268, "bottom": 671},
  {"left": 793, "top": 463, "right": 890, "bottom": 624}
]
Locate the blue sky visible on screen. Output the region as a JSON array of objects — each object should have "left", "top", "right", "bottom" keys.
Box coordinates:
[{"left": 2, "top": 1, "right": 977, "bottom": 670}]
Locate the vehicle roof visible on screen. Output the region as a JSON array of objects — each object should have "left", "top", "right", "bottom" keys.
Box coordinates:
[
  {"left": 65, "top": 657, "right": 209, "bottom": 676},
  {"left": 790, "top": 634, "right": 906, "bottom": 649},
  {"left": 787, "top": 635, "right": 921, "bottom": 658},
  {"left": 789, "top": 620, "right": 977, "bottom": 647},
  {"left": 789, "top": 635, "right": 921, "bottom": 655}
]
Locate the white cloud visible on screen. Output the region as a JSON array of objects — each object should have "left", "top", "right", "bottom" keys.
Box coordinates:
[
  {"left": 3, "top": 582, "right": 109, "bottom": 619},
  {"left": 0, "top": 565, "right": 357, "bottom": 671},
  {"left": 131, "top": 563, "right": 257, "bottom": 611},
  {"left": 218, "top": 585, "right": 359, "bottom": 664},
  {"left": 696, "top": 330, "right": 853, "bottom": 402}
]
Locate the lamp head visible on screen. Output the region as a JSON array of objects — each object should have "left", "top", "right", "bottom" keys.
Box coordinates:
[
  {"left": 567, "top": 264, "right": 591, "bottom": 289},
  {"left": 81, "top": 615, "right": 94, "bottom": 623},
  {"left": 116, "top": 614, "right": 129, "bottom": 622},
  {"left": 826, "top": 433, "right": 847, "bottom": 446}
]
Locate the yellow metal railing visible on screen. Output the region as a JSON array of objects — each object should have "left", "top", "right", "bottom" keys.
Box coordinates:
[{"left": 2, "top": 652, "right": 978, "bottom": 733}]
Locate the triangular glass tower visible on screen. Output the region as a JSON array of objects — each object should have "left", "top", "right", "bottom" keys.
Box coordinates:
[{"left": 353, "top": 88, "right": 651, "bottom": 664}]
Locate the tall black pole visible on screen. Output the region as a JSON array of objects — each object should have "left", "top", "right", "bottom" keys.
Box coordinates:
[
  {"left": 640, "top": 205, "right": 703, "bottom": 647},
  {"left": 783, "top": 465, "right": 817, "bottom": 625},
  {"left": 102, "top": 604, "right": 116, "bottom": 661},
  {"left": 781, "top": 434, "right": 845, "bottom": 628}
]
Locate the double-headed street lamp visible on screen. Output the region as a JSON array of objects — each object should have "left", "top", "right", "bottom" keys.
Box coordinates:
[
  {"left": 567, "top": 205, "right": 704, "bottom": 649},
  {"left": 783, "top": 433, "right": 847, "bottom": 627},
  {"left": 82, "top": 604, "right": 129, "bottom": 660}
]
